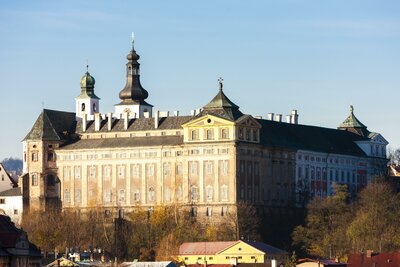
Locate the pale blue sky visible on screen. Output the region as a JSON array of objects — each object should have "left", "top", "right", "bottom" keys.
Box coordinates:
[{"left": 1, "top": 1, "right": 399, "bottom": 160}]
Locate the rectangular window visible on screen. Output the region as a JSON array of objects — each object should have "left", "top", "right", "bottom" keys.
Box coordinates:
[
  {"left": 64, "top": 189, "right": 70, "bottom": 203},
  {"left": 148, "top": 164, "right": 155, "bottom": 176},
  {"left": 190, "top": 207, "right": 197, "bottom": 217},
  {"left": 221, "top": 160, "right": 229, "bottom": 175},
  {"left": 75, "top": 189, "right": 81, "bottom": 203},
  {"left": 89, "top": 166, "right": 96, "bottom": 179},
  {"left": 190, "top": 162, "right": 198, "bottom": 175},
  {"left": 205, "top": 161, "right": 213, "bottom": 175},
  {"left": 63, "top": 167, "right": 70, "bottom": 181},
  {"left": 164, "top": 163, "right": 171, "bottom": 176},
  {"left": 31, "top": 152, "right": 38, "bottom": 162},
  {"left": 14, "top": 209, "right": 18, "bottom": 215},
  {"left": 176, "top": 163, "right": 182, "bottom": 175},
  {"left": 221, "top": 206, "right": 228, "bottom": 216},
  {"left": 104, "top": 165, "right": 111, "bottom": 180},
  {"left": 0, "top": 198, "right": 5, "bottom": 204},
  {"left": 133, "top": 164, "right": 140, "bottom": 177},
  {"left": 32, "top": 174, "right": 38, "bottom": 186},
  {"left": 118, "top": 165, "right": 125, "bottom": 178},
  {"left": 221, "top": 128, "right": 228, "bottom": 139},
  {"left": 74, "top": 166, "right": 81, "bottom": 179},
  {"left": 47, "top": 151, "right": 54, "bottom": 162},
  {"left": 118, "top": 189, "right": 126, "bottom": 203}
]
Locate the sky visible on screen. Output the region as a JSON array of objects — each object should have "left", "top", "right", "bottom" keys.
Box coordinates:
[{"left": 0, "top": 0, "right": 399, "bottom": 161}]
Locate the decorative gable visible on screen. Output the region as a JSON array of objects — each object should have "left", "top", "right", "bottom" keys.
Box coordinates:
[{"left": 182, "top": 114, "right": 235, "bottom": 143}]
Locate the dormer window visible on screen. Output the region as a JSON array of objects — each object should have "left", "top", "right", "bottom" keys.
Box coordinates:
[
  {"left": 221, "top": 128, "right": 228, "bottom": 139},
  {"left": 238, "top": 128, "right": 244, "bottom": 140},
  {"left": 191, "top": 129, "right": 198, "bottom": 140}
]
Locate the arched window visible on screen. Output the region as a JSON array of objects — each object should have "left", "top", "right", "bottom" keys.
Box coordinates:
[
  {"left": 148, "top": 187, "right": 155, "bottom": 202},
  {"left": 81, "top": 103, "right": 85, "bottom": 112},
  {"left": 93, "top": 103, "right": 96, "bottom": 112}
]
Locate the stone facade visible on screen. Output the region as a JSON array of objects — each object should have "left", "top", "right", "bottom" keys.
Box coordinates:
[{"left": 20, "top": 39, "right": 388, "bottom": 222}]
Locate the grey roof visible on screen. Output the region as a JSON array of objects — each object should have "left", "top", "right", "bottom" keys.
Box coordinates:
[
  {"left": 60, "top": 135, "right": 183, "bottom": 150},
  {"left": 76, "top": 116, "right": 192, "bottom": 133},
  {"left": 242, "top": 240, "right": 287, "bottom": 255},
  {"left": 0, "top": 188, "right": 21, "bottom": 197},
  {"left": 257, "top": 119, "right": 368, "bottom": 157},
  {"left": 23, "top": 109, "right": 76, "bottom": 141},
  {"left": 198, "top": 89, "right": 243, "bottom": 121}
]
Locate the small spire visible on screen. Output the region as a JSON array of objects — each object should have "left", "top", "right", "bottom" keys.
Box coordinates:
[
  {"left": 350, "top": 105, "right": 354, "bottom": 114},
  {"left": 218, "top": 77, "right": 224, "bottom": 91},
  {"left": 131, "top": 32, "right": 135, "bottom": 49}
]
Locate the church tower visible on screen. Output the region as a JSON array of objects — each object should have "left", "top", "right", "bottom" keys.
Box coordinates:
[
  {"left": 75, "top": 66, "right": 100, "bottom": 120},
  {"left": 115, "top": 33, "right": 153, "bottom": 118}
]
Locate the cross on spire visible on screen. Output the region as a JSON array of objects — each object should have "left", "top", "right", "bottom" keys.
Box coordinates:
[{"left": 218, "top": 77, "right": 224, "bottom": 91}]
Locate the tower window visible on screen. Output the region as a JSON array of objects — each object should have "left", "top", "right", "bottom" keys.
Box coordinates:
[
  {"left": 93, "top": 103, "right": 96, "bottom": 112},
  {"left": 47, "top": 151, "right": 54, "bottom": 162},
  {"left": 31, "top": 152, "right": 38, "bottom": 162},
  {"left": 31, "top": 174, "right": 38, "bottom": 186},
  {"left": 81, "top": 103, "right": 85, "bottom": 112}
]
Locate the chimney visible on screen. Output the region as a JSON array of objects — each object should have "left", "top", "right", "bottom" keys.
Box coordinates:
[
  {"left": 154, "top": 110, "right": 159, "bottom": 129},
  {"left": 291, "top": 109, "right": 299, "bottom": 124},
  {"left": 275, "top": 114, "right": 282, "bottom": 122},
  {"left": 286, "top": 115, "right": 291, "bottom": 123},
  {"left": 107, "top": 113, "right": 113, "bottom": 131},
  {"left": 82, "top": 113, "right": 87, "bottom": 132},
  {"left": 94, "top": 113, "right": 101, "bottom": 131},
  {"left": 123, "top": 112, "right": 129, "bottom": 130},
  {"left": 174, "top": 110, "right": 179, "bottom": 116},
  {"left": 255, "top": 116, "right": 262, "bottom": 119},
  {"left": 160, "top": 111, "right": 169, "bottom": 117},
  {"left": 267, "top": 113, "right": 274, "bottom": 120},
  {"left": 190, "top": 110, "right": 195, "bottom": 116}
]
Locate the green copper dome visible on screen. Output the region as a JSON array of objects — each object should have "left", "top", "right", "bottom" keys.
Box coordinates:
[{"left": 80, "top": 71, "right": 95, "bottom": 89}]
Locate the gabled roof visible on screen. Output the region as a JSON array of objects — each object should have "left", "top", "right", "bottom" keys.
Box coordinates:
[
  {"left": 0, "top": 188, "right": 21, "bottom": 197},
  {"left": 23, "top": 109, "right": 76, "bottom": 141},
  {"left": 179, "top": 241, "right": 237, "bottom": 255},
  {"left": 242, "top": 240, "right": 286, "bottom": 255},
  {"left": 0, "top": 163, "right": 17, "bottom": 188},
  {"left": 257, "top": 119, "right": 368, "bottom": 157},
  {"left": 348, "top": 253, "right": 400, "bottom": 267},
  {"left": 297, "top": 258, "right": 346, "bottom": 266}
]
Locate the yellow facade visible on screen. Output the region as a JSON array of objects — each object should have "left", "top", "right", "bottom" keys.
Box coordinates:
[{"left": 178, "top": 240, "right": 286, "bottom": 266}]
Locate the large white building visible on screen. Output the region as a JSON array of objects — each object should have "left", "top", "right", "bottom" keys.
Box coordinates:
[{"left": 20, "top": 38, "right": 388, "bottom": 218}]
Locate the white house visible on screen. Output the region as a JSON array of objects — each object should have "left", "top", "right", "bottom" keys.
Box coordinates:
[{"left": 0, "top": 188, "right": 23, "bottom": 225}]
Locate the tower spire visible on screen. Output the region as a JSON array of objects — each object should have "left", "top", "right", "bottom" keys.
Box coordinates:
[
  {"left": 115, "top": 34, "right": 153, "bottom": 117},
  {"left": 218, "top": 77, "right": 223, "bottom": 91}
]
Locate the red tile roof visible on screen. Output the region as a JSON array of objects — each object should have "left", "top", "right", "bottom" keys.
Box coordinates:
[
  {"left": 298, "top": 258, "right": 347, "bottom": 266},
  {"left": 179, "top": 241, "right": 237, "bottom": 255},
  {"left": 348, "top": 252, "right": 400, "bottom": 267}
]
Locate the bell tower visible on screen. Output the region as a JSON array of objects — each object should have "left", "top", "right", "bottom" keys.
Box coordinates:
[
  {"left": 115, "top": 33, "right": 153, "bottom": 118},
  {"left": 75, "top": 66, "right": 100, "bottom": 120}
]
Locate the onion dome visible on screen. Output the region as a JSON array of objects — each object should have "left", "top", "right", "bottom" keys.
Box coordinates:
[
  {"left": 118, "top": 35, "right": 150, "bottom": 105},
  {"left": 76, "top": 66, "right": 99, "bottom": 99}
]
